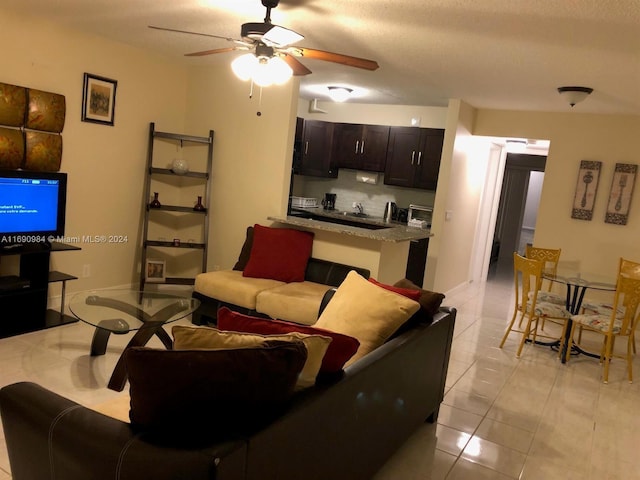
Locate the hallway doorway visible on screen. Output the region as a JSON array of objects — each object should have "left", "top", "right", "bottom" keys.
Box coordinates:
[{"left": 489, "top": 153, "right": 546, "bottom": 278}]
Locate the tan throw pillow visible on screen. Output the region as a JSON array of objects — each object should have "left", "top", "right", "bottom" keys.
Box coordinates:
[
  {"left": 172, "top": 325, "right": 332, "bottom": 390},
  {"left": 314, "top": 271, "right": 420, "bottom": 365}
]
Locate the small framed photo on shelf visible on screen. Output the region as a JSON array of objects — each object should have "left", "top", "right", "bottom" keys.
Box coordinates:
[
  {"left": 605, "top": 163, "right": 637, "bottom": 225},
  {"left": 145, "top": 259, "right": 166, "bottom": 283},
  {"left": 81, "top": 73, "right": 117, "bottom": 126},
  {"left": 571, "top": 160, "right": 602, "bottom": 221}
]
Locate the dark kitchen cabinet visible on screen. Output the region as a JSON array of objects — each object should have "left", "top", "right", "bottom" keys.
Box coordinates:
[
  {"left": 294, "top": 119, "right": 336, "bottom": 178},
  {"left": 384, "top": 127, "right": 444, "bottom": 190},
  {"left": 332, "top": 123, "right": 389, "bottom": 172}
]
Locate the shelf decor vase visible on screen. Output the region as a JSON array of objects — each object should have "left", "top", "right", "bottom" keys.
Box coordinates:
[
  {"left": 149, "top": 192, "right": 162, "bottom": 208},
  {"left": 171, "top": 158, "right": 189, "bottom": 175},
  {"left": 193, "top": 196, "right": 205, "bottom": 212}
]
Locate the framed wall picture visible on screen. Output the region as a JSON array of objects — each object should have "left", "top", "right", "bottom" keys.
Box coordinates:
[
  {"left": 571, "top": 160, "right": 602, "bottom": 220},
  {"left": 145, "top": 259, "right": 166, "bottom": 283},
  {"left": 81, "top": 73, "right": 117, "bottom": 126},
  {"left": 605, "top": 163, "right": 637, "bottom": 225}
]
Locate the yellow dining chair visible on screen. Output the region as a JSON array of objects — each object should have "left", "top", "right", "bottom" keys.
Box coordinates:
[
  {"left": 500, "top": 253, "right": 572, "bottom": 358},
  {"left": 525, "top": 245, "right": 567, "bottom": 305},
  {"left": 565, "top": 273, "right": 640, "bottom": 383},
  {"left": 581, "top": 257, "right": 640, "bottom": 352},
  {"left": 524, "top": 246, "right": 564, "bottom": 329}
]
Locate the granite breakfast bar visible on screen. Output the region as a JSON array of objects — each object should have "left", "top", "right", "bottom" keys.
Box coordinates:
[{"left": 268, "top": 211, "right": 432, "bottom": 284}]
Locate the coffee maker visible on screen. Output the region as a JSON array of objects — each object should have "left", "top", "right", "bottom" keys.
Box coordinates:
[{"left": 322, "top": 193, "right": 336, "bottom": 210}]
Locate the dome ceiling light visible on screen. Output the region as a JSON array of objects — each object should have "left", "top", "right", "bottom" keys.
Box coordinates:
[
  {"left": 327, "top": 86, "right": 353, "bottom": 102},
  {"left": 557, "top": 86, "right": 594, "bottom": 107}
]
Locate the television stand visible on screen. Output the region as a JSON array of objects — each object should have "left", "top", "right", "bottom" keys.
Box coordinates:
[{"left": 0, "top": 242, "right": 81, "bottom": 338}]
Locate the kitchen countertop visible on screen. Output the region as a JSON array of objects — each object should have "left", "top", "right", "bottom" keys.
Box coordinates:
[{"left": 268, "top": 207, "right": 432, "bottom": 243}]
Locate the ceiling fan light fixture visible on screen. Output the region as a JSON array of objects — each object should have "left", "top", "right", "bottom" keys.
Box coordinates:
[
  {"left": 557, "top": 86, "right": 593, "bottom": 107},
  {"left": 232, "top": 53, "right": 292, "bottom": 87},
  {"left": 231, "top": 53, "right": 258, "bottom": 81},
  {"left": 264, "top": 56, "right": 293, "bottom": 85},
  {"left": 327, "top": 86, "right": 353, "bottom": 102}
]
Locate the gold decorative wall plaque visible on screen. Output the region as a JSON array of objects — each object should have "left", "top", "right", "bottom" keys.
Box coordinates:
[
  {"left": 0, "top": 83, "right": 27, "bottom": 127},
  {"left": 24, "top": 131, "right": 62, "bottom": 172},
  {"left": 26, "top": 89, "right": 66, "bottom": 133},
  {"left": 0, "top": 127, "right": 25, "bottom": 169}
]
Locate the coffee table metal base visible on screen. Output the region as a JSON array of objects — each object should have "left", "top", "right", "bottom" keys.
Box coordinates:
[{"left": 78, "top": 295, "right": 192, "bottom": 391}]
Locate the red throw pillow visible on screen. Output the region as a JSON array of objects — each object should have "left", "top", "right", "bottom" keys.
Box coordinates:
[
  {"left": 368, "top": 277, "right": 422, "bottom": 301},
  {"left": 217, "top": 307, "right": 359, "bottom": 373},
  {"left": 242, "top": 224, "right": 314, "bottom": 282}
]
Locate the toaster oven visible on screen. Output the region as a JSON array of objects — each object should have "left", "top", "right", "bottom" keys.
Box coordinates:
[{"left": 408, "top": 204, "right": 433, "bottom": 228}]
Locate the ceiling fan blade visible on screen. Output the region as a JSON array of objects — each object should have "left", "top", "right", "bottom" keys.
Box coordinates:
[
  {"left": 262, "top": 25, "right": 304, "bottom": 48},
  {"left": 292, "top": 47, "right": 379, "bottom": 71},
  {"left": 149, "top": 25, "right": 238, "bottom": 43},
  {"left": 185, "top": 47, "right": 238, "bottom": 57},
  {"left": 282, "top": 55, "right": 312, "bottom": 76}
]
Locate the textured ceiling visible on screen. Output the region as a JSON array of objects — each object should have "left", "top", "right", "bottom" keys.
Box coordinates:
[{"left": 4, "top": 0, "right": 640, "bottom": 115}]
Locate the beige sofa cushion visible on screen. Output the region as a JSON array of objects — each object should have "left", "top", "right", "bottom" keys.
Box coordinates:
[
  {"left": 172, "top": 326, "right": 331, "bottom": 390},
  {"left": 256, "top": 281, "right": 332, "bottom": 325},
  {"left": 194, "top": 270, "right": 284, "bottom": 310}
]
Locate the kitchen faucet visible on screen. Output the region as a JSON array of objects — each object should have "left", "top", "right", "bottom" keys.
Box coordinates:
[{"left": 353, "top": 202, "right": 364, "bottom": 214}]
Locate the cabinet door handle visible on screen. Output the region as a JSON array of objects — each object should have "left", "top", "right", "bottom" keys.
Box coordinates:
[
  {"left": 411, "top": 151, "right": 415, "bottom": 165},
  {"left": 355, "top": 140, "right": 359, "bottom": 154},
  {"left": 360, "top": 140, "right": 365, "bottom": 154},
  {"left": 417, "top": 151, "right": 422, "bottom": 165},
  {"left": 305, "top": 141, "right": 309, "bottom": 155}
]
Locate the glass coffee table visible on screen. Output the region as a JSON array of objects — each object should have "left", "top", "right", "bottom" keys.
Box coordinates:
[{"left": 69, "top": 289, "right": 200, "bottom": 391}]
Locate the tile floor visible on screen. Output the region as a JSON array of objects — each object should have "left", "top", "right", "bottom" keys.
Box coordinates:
[{"left": 1, "top": 272, "right": 640, "bottom": 479}]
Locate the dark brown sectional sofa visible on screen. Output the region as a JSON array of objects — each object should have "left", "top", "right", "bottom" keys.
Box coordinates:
[{"left": 0, "top": 305, "right": 456, "bottom": 480}]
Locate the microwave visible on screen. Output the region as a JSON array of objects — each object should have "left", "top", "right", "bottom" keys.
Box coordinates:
[{"left": 408, "top": 204, "right": 433, "bottom": 228}]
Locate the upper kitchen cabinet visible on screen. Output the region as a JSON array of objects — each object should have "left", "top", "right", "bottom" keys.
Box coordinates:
[
  {"left": 332, "top": 123, "right": 390, "bottom": 172},
  {"left": 384, "top": 127, "right": 444, "bottom": 190},
  {"left": 294, "top": 118, "right": 337, "bottom": 178}
]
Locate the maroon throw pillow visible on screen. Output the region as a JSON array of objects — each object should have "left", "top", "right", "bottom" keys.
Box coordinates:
[
  {"left": 393, "top": 278, "right": 445, "bottom": 317},
  {"left": 369, "top": 277, "right": 422, "bottom": 301},
  {"left": 125, "top": 342, "right": 307, "bottom": 434},
  {"left": 242, "top": 224, "right": 314, "bottom": 282},
  {"left": 217, "top": 307, "right": 359, "bottom": 373}
]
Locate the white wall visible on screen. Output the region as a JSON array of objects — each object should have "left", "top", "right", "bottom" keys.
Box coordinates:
[
  {"left": 297, "top": 101, "right": 448, "bottom": 128},
  {"left": 184, "top": 67, "right": 299, "bottom": 270},
  {"left": 425, "top": 100, "right": 491, "bottom": 292}
]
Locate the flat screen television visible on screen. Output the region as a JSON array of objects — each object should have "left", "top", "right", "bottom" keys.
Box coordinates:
[{"left": 0, "top": 169, "right": 67, "bottom": 248}]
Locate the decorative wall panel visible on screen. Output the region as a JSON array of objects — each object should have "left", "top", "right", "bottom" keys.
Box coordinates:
[
  {"left": 0, "top": 81, "right": 65, "bottom": 171},
  {"left": 26, "top": 89, "right": 66, "bottom": 133},
  {"left": 0, "top": 127, "right": 25, "bottom": 169},
  {"left": 24, "top": 131, "right": 62, "bottom": 171},
  {"left": 0, "top": 83, "right": 26, "bottom": 126}
]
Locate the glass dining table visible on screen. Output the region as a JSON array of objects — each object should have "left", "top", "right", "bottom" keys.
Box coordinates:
[{"left": 542, "top": 268, "right": 616, "bottom": 363}]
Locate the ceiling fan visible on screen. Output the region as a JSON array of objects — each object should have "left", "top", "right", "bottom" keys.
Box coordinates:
[{"left": 148, "top": 0, "right": 379, "bottom": 79}]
